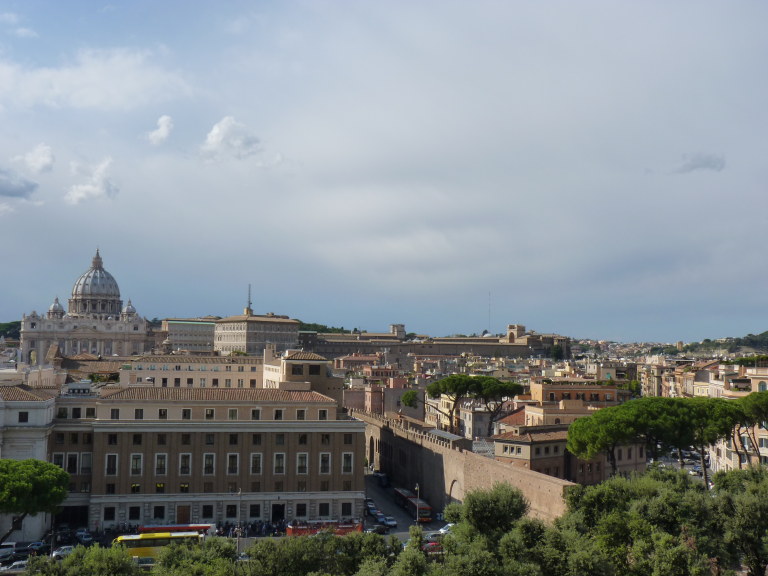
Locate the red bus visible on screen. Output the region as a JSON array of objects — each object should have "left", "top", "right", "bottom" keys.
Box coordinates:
[
  {"left": 138, "top": 524, "right": 215, "bottom": 536},
  {"left": 393, "top": 487, "right": 416, "bottom": 508},
  {"left": 285, "top": 520, "right": 363, "bottom": 537},
  {"left": 404, "top": 498, "right": 432, "bottom": 523}
]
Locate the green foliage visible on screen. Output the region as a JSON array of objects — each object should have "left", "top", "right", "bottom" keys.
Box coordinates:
[
  {"left": 298, "top": 322, "right": 349, "bottom": 334},
  {"left": 27, "top": 544, "right": 143, "bottom": 576},
  {"left": 0, "top": 321, "right": 20, "bottom": 340},
  {"left": 153, "top": 536, "right": 237, "bottom": 576},
  {"left": 459, "top": 482, "right": 529, "bottom": 544},
  {"left": 0, "top": 459, "right": 69, "bottom": 543}
]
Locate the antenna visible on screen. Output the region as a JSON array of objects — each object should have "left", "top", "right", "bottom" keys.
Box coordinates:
[
  {"left": 488, "top": 291, "right": 491, "bottom": 333},
  {"left": 248, "top": 284, "right": 252, "bottom": 310}
]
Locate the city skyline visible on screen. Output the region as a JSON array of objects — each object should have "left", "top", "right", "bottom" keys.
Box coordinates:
[{"left": 1, "top": 2, "right": 766, "bottom": 343}]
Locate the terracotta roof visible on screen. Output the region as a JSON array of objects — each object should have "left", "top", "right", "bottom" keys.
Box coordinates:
[
  {"left": 0, "top": 385, "right": 57, "bottom": 402},
  {"left": 284, "top": 351, "right": 328, "bottom": 361},
  {"left": 98, "top": 386, "right": 334, "bottom": 404},
  {"left": 493, "top": 429, "right": 569, "bottom": 443},
  {"left": 131, "top": 355, "right": 261, "bottom": 364},
  {"left": 498, "top": 407, "right": 526, "bottom": 425}
]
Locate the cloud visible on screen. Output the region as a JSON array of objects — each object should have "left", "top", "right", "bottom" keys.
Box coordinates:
[
  {"left": 14, "top": 143, "right": 55, "bottom": 174},
  {"left": 65, "top": 158, "right": 118, "bottom": 204},
  {"left": 0, "top": 202, "right": 12, "bottom": 215},
  {"left": 147, "top": 115, "right": 174, "bottom": 145},
  {"left": 200, "top": 116, "right": 262, "bottom": 160},
  {"left": 0, "top": 48, "right": 189, "bottom": 111},
  {"left": 675, "top": 153, "right": 726, "bottom": 174},
  {"left": 13, "top": 27, "right": 37, "bottom": 38},
  {"left": 0, "top": 167, "right": 37, "bottom": 198},
  {"left": 0, "top": 13, "right": 18, "bottom": 25}
]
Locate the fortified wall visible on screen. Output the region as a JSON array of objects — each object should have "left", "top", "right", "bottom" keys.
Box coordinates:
[{"left": 352, "top": 409, "right": 573, "bottom": 522}]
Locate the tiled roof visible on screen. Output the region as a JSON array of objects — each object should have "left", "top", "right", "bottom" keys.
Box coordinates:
[
  {"left": 98, "top": 386, "right": 333, "bottom": 404},
  {"left": 498, "top": 407, "right": 526, "bottom": 425},
  {"left": 284, "top": 351, "right": 328, "bottom": 361},
  {"left": 0, "top": 385, "right": 57, "bottom": 402},
  {"left": 493, "top": 429, "right": 569, "bottom": 443}
]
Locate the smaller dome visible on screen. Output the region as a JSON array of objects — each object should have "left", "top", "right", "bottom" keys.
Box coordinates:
[
  {"left": 49, "top": 297, "right": 64, "bottom": 313},
  {"left": 122, "top": 299, "right": 136, "bottom": 315}
]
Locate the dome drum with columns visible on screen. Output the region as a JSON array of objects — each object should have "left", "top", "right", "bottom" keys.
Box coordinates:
[{"left": 20, "top": 250, "right": 155, "bottom": 365}]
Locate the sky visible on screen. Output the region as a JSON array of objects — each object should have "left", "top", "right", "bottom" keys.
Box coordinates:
[{"left": 1, "top": 1, "right": 766, "bottom": 344}]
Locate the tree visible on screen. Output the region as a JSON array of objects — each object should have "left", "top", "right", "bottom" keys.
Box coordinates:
[
  {"left": 459, "top": 482, "right": 529, "bottom": 545},
  {"left": 736, "top": 392, "right": 768, "bottom": 465},
  {"left": 424, "top": 375, "right": 482, "bottom": 434},
  {"left": 566, "top": 406, "right": 638, "bottom": 475},
  {"left": 473, "top": 377, "right": 524, "bottom": 437},
  {"left": 28, "top": 543, "right": 143, "bottom": 576},
  {"left": 0, "top": 459, "right": 69, "bottom": 545}
]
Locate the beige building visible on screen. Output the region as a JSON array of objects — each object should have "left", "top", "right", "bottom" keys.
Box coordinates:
[
  {"left": 161, "top": 317, "right": 219, "bottom": 354},
  {"left": 119, "top": 354, "right": 264, "bottom": 389},
  {"left": 20, "top": 250, "right": 155, "bottom": 365},
  {"left": 214, "top": 308, "right": 299, "bottom": 356},
  {"left": 263, "top": 348, "right": 344, "bottom": 406}
]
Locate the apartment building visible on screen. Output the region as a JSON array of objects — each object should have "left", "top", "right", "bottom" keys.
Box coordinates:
[
  {"left": 118, "top": 355, "right": 264, "bottom": 389},
  {"left": 214, "top": 308, "right": 299, "bottom": 356}
]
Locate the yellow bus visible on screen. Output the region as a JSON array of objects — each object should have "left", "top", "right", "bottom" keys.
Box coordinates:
[{"left": 113, "top": 531, "right": 203, "bottom": 565}]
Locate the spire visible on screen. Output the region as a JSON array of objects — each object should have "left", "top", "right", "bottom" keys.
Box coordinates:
[{"left": 92, "top": 249, "right": 103, "bottom": 270}]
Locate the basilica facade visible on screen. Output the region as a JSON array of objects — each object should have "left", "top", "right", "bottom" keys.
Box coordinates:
[{"left": 20, "top": 250, "right": 155, "bottom": 364}]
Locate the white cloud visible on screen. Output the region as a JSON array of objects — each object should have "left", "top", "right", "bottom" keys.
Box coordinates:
[
  {"left": 13, "top": 27, "right": 37, "bottom": 38},
  {"left": 14, "top": 143, "right": 55, "bottom": 174},
  {"left": 0, "top": 48, "right": 189, "bottom": 111},
  {"left": 0, "top": 167, "right": 37, "bottom": 198},
  {"left": 200, "top": 116, "right": 261, "bottom": 160},
  {"left": 674, "top": 153, "right": 726, "bottom": 174},
  {"left": 147, "top": 115, "right": 174, "bottom": 145},
  {"left": 0, "top": 13, "right": 18, "bottom": 25},
  {"left": 65, "top": 158, "right": 118, "bottom": 204},
  {"left": 0, "top": 202, "right": 12, "bottom": 215}
]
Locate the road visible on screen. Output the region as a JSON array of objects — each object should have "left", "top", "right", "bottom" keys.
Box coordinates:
[{"left": 363, "top": 472, "right": 447, "bottom": 541}]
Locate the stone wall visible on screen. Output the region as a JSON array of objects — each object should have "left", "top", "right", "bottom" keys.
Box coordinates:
[{"left": 353, "top": 410, "right": 572, "bottom": 522}]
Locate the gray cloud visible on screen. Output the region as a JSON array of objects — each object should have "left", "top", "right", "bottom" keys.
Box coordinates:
[
  {"left": 200, "top": 116, "right": 261, "bottom": 160},
  {"left": 675, "top": 153, "right": 726, "bottom": 174},
  {"left": 14, "top": 143, "right": 55, "bottom": 174},
  {"left": 0, "top": 167, "right": 37, "bottom": 198}
]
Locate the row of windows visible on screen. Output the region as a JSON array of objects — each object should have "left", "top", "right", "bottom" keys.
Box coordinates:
[
  {"left": 152, "top": 377, "right": 258, "bottom": 388},
  {"left": 104, "top": 501, "right": 352, "bottom": 523},
  {"left": 103, "top": 432, "right": 354, "bottom": 447},
  {"left": 101, "top": 479, "right": 353, "bottom": 496},
  {"left": 99, "top": 452, "right": 355, "bottom": 476},
  {"left": 135, "top": 365, "right": 259, "bottom": 372},
  {"left": 103, "top": 407, "right": 330, "bottom": 421}
]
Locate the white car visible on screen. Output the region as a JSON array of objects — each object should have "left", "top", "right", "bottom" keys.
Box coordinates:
[
  {"left": 384, "top": 516, "right": 398, "bottom": 528},
  {"left": 51, "top": 546, "right": 74, "bottom": 560},
  {"left": 1, "top": 560, "right": 27, "bottom": 572},
  {"left": 438, "top": 523, "right": 455, "bottom": 534}
]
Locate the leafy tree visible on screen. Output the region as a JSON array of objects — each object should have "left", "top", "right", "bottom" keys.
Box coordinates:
[
  {"left": 459, "top": 482, "right": 528, "bottom": 545},
  {"left": 28, "top": 544, "right": 143, "bottom": 576},
  {"left": 566, "top": 406, "right": 638, "bottom": 475},
  {"left": 0, "top": 459, "right": 69, "bottom": 544},
  {"left": 473, "top": 377, "right": 523, "bottom": 437},
  {"left": 153, "top": 536, "right": 237, "bottom": 576},
  {"left": 736, "top": 392, "right": 768, "bottom": 465}
]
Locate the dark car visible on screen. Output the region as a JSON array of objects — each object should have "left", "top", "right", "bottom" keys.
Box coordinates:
[{"left": 364, "top": 524, "right": 389, "bottom": 535}]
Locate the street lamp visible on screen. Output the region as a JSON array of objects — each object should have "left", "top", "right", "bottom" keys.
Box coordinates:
[{"left": 414, "top": 483, "right": 420, "bottom": 524}]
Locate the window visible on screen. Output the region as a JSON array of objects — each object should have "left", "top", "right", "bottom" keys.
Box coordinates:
[
  {"left": 227, "top": 453, "right": 239, "bottom": 474},
  {"left": 57, "top": 407, "right": 68, "bottom": 419},
  {"left": 206, "top": 433, "right": 215, "bottom": 445},
  {"left": 159, "top": 409, "right": 167, "bottom": 420},
  {"left": 252, "top": 433, "right": 262, "bottom": 445},
  {"left": 131, "top": 454, "right": 143, "bottom": 475},
  {"left": 343, "top": 480, "right": 352, "bottom": 491},
  {"left": 318, "top": 502, "right": 330, "bottom": 517},
  {"left": 226, "top": 505, "right": 237, "bottom": 519},
  {"left": 299, "top": 434, "right": 308, "bottom": 445},
  {"left": 179, "top": 483, "right": 189, "bottom": 493},
  {"left": 106, "top": 454, "right": 118, "bottom": 475},
  {"left": 18, "top": 411, "right": 29, "bottom": 423},
  {"left": 309, "top": 365, "right": 321, "bottom": 376},
  {"left": 225, "top": 379, "right": 232, "bottom": 388},
  {"left": 155, "top": 483, "right": 165, "bottom": 494},
  {"left": 249, "top": 504, "right": 261, "bottom": 518},
  {"left": 204, "top": 453, "right": 215, "bottom": 475},
  {"left": 110, "top": 408, "right": 120, "bottom": 420},
  {"left": 83, "top": 433, "right": 92, "bottom": 444},
  {"left": 129, "top": 506, "right": 140, "bottom": 521},
  {"left": 251, "top": 409, "right": 261, "bottom": 421},
  {"left": 104, "top": 507, "right": 116, "bottom": 521},
  {"left": 274, "top": 409, "right": 283, "bottom": 421},
  {"left": 321, "top": 434, "right": 331, "bottom": 445},
  {"left": 319, "top": 409, "right": 328, "bottom": 421},
  {"left": 202, "top": 505, "right": 214, "bottom": 518},
  {"left": 182, "top": 409, "right": 191, "bottom": 420},
  {"left": 297, "top": 453, "right": 308, "bottom": 475},
  {"left": 181, "top": 433, "right": 191, "bottom": 445},
  {"left": 341, "top": 502, "right": 352, "bottom": 517},
  {"left": 108, "top": 433, "right": 118, "bottom": 445},
  {"left": 179, "top": 453, "right": 191, "bottom": 475},
  {"left": 157, "top": 433, "right": 167, "bottom": 446},
  {"left": 205, "top": 408, "right": 215, "bottom": 420},
  {"left": 52, "top": 453, "right": 64, "bottom": 468},
  {"left": 343, "top": 434, "right": 353, "bottom": 445},
  {"left": 229, "top": 434, "right": 239, "bottom": 446},
  {"left": 134, "top": 408, "right": 144, "bottom": 420},
  {"left": 153, "top": 506, "right": 165, "bottom": 520},
  {"left": 250, "top": 453, "right": 262, "bottom": 474},
  {"left": 275, "top": 433, "right": 285, "bottom": 446},
  {"left": 292, "top": 364, "right": 303, "bottom": 376},
  {"left": 131, "top": 483, "right": 141, "bottom": 494},
  {"left": 69, "top": 432, "right": 79, "bottom": 444},
  {"left": 320, "top": 480, "right": 329, "bottom": 491},
  {"left": 228, "top": 408, "right": 238, "bottom": 420},
  {"left": 274, "top": 453, "right": 285, "bottom": 474},
  {"left": 66, "top": 453, "right": 78, "bottom": 474},
  {"left": 106, "top": 483, "right": 115, "bottom": 494},
  {"left": 155, "top": 454, "right": 167, "bottom": 475},
  {"left": 133, "top": 433, "right": 142, "bottom": 446},
  {"left": 86, "top": 407, "right": 95, "bottom": 418},
  {"left": 55, "top": 432, "right": 64, "bottom": 445},
  {"left": 342, "top": 453, "right": 353, "bottom": 474},
  {"left": 320, "top": 453, "right": 331, "bottom": 474},
  {"left": 297, "top": 409, "right": 305, "bottom": 421},
  {"left": 80, "top": 453, "right": 92, "bottom": 474},
  {"left": 298, "top": 480, "right": 307, "bottom": 492}
]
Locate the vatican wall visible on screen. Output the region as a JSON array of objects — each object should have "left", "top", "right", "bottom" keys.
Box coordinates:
[{"left": 355, "top": 410, "right": 571, "bottom": 522}]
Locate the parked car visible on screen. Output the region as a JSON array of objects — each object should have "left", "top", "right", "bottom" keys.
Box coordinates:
[
  {"left": 364, "top": 524, "right": 389, "bottom": 535},
  {"left": 375, "top": 512, "right": 387, "bottom": 525},
  {"left": 438, "top": 523, "right": 455, "bottom": 534},
  {"left": 51, "top": 546, "right": 74, "bottom": 560},
  {"left": 0, "top": 544, "right": 16, "bottom": 563},
  {"left": 0, "top": 559, "right": 28, "bottom": 572},
  {"left": 421, "top": 542, "right": 443, "bottom": 554},
  {"left": 26, "top": 542, "right": 49, "bottom": 555},
  {"left": 384, "top": 516, "right": 398, "bottom": 528}
]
